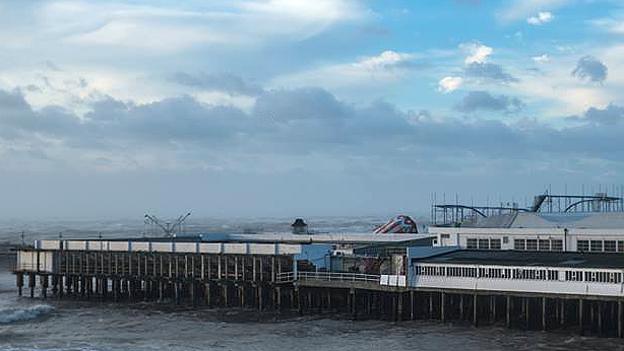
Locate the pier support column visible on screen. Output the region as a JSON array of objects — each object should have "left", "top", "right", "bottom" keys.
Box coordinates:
[
  {"left": 560, "top": 299, "right": 565, "bottom": 326},
  {"left": 524, "top": 297, "right": 530, "bottom": 329},
  {"left": 598, "top": 302, "right": 603, "bottom": 336},
  {"left": 327, "top": 289, "right": 332, "bottom": 311},
  {"left": 397, "top": 292, "right": 403, "bottom": 322},
  {"left": 350, "top": 289, "right": 357, "bottom": 320},
  {"left": 460, "top": 294, "right": 465, "bottom": 320},
  {"left": 41, "top": 275, "right": 48, "bottom": 299},
  {"left": 16, "top": 273, "right": 24, "bottom": 297},
  {"left": 410, "top": 291, "right": 415, "bottom": 320},
  {"left": 276, "top": 287, "right": 281, "bottom": 311},
  {"left": 222, "top": 284, "right": 228, "bottom": 307},
  {"left": 440, "top": 292, "right": 445, "bottom": 322},
  {"left": 428, "top": 293, "right": 433, "bottom": 319},
  {"left": 473, "top": 294, "right": 478, "bottom": 327},
  {"left": 51, "top": 275, "right": 58, "bottom": 297},
  {"left": 205, "top": 283, "right": 212, "bottom": 307},
  {"left": 190, "top": 280, "right": 196, "bottom": 306},
  {"left": 618, "top": 300, "right": 622, "bottom": 338},
  {"left": 506, "top": 296, "right": 511, "bottom": 328},
  {"left": 489, "top": 295, "right": 495, "bottom": 324},
  {"left": 296, "top": 287, "right": 302, "bottom": 315},
  {"left": 28, "top": 273, "right": 36, "bottom": 298},
  {"left": 239, "top": 285, "right": 245, "bottom": 308},
  {"left": 579, "top": 298, "right": 584, "bottom": 335},
  {"left": 542, "top": 297, "right": 547, "bottom": 331},
  {"left": 258, "top": 285, "right": 264, "bottom": 311}
]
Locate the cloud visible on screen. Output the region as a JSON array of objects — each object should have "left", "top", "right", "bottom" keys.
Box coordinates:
[
  {"left": 497, "top": 0, "right": 569, "bottom": 23},
  {"left": 41, "top": 1, "right": 368, "bottom": 52},
  {"left": 460, "top": 42, "right": 493, "bottom": 64},
  {"left": 455, "top": 91, "right": 525, "bottom": 113},
  {"left": 568, "top": 104, "right": 624, "bottom": 125},
  {"left": 464, "top": 62, "right": 518, "bottom": 83},
  {"left": 438, "top": 76, "right": 463, "bottom": 93},
  {"left": 271, "top": 50, "right": 423, "bottom": 90},
  {"left": 170, "top": 72, "right": 264, "bottom": 96},
  {"left": 572, "top": 56, "right": 607, "bottom": 83},
  {"left": 3, "top": 85, "right": 624, "bottom": 197},
  {"left": 527, "top": 11, "right": 554, "bottom": 25},
  {"left": 531, "top": 54, "right": 550, "bottom": 63}
]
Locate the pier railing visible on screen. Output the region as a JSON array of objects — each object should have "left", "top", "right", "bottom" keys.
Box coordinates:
[{"left": 277, "top": 271, "right": 380, "bottom": 284}]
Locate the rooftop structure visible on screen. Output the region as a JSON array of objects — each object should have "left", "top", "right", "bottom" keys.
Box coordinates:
[{"left": 432, "top": 191, "right": 624, "bottom": 227}]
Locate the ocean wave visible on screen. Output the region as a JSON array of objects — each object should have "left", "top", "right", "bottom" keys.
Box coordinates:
[{"left": 0, "top": 304, "right": 54, "bottom": 324}]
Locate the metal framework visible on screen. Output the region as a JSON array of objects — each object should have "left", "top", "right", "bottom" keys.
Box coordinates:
[
  {"left": 144, "top": 212, "right": 192, "bottom": 238},
  {"left": 431, "top": 190, "right": 624, "bottom": 226}
]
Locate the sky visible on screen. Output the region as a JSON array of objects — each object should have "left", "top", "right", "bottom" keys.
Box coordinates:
[{"left": 1, "top": 0, "right": 624, "bottom": 220}]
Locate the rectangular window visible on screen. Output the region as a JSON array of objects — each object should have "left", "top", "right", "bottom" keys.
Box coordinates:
[
  {"left": 514, "top": 239, "right": 526, "bottom": 250},
  {"left": 478, "top": 239, "right": 489, "bottom": 250},
  {"left": 604, "top": 240, "right": 616, "bottom": 252},
  {"left": 490, "top": 239, "right": 501, "bottom": 250},
  {"left": 590, "top": 240, "right": 603, "bottom": 252},
  {"left": 440, "top": 234, "right": 450, "bottom": 239},
  {"left": 551, "top": 240, "right": 563, "bottom": 251},
  {"left": 466, "top": 238, "right": 478, "bottom": 249},
  {"left": 538, "top": 239, "right": 550, "bottom": 251},
  {"left": 618, "top": 241, "right": 624, "bottom": 252},
  {"left": 577, "top": 240, "right": 589, "bottom": 252},
  {"left": 526, "top": 239, "right": 538, "bottom": 251}
]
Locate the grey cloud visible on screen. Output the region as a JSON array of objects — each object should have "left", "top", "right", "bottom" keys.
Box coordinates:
[
  {"left": 254, "top": 87, "right": 349, "bottom": 121},
  {"left": 2, "top": 86, "right": 624, "bottom": 172},
  {"left": 170, "top": 72, "right": 264, "bottom": 96},
  {"left": 455, "top": 91, "right": 524, "bottom": 113},
  {"left": 465, "top": 62, "right": 518, "bottom": 83},
  {"left": 572, "top": 56, "right": 607, "bottom": 83},
  {"left": 567, "top": 104, "right": 624, "bottom": 125}
]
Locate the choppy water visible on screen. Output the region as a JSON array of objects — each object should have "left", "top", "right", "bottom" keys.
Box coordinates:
[{"left": 1, "top": 219, "right": 623, "bottom": 350}]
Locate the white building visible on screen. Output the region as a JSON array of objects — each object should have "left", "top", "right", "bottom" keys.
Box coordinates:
[{"left": 430, "top": 212, "right": 624, "bottom": 253}]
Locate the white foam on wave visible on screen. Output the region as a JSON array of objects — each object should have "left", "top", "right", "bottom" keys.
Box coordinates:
[{"left": 0, "top": 304, "right": 54, "bottom": 324}]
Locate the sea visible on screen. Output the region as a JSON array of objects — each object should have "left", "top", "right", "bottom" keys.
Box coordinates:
[{"left": 0, "top": 217, "right": 622, "bottom": 350}]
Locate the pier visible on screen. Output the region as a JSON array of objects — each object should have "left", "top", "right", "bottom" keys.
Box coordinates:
[{"left": 13, "top": 237, "right": 624, "bottom": 338}]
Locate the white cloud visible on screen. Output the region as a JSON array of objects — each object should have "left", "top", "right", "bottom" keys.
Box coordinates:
[
  {"left": 37, "top": 1, "right": 367, "bottom": 52},
  {"left": 357, "top": 50, "right": 414, "bottom": 70},
  {"left": 438, "top": 76, "right": 463, "bottom": 93},
  {"left": 271, "top": 50, "right": 418, "bottom": 90},
  {"left": 590, "top": 18, "right": 624, "bottom": 35},
  {"left": 498, "top": 0, "right": 569, "bottom": 23},
  {"left": 532, "top": 54, "right": 550, "bottom": 63},
  {"left": 460, "top": 42, "right": 493, "bottom": 64},
  {"left": 527, "top": 11, "right": 554, "bottom": 25}
]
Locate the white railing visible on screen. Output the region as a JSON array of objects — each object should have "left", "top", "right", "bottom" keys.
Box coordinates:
[{"left": 276, "top": 271, "right": 380, "bottom": 284}]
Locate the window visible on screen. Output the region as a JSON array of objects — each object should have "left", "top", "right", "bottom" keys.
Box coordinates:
[
  {"left": 514, "top": 239, "right": 526, "bottom": 250},
  {"left": 440, "top": 234, "right": 450, "bottom": 239},
  {"left": 503, "top": 236, "right": 509, "bottom": 244},
  {"left": 538, "top": 239, "right": 550, "bottom": 251},
  {"left": 618, "top": 241, "right": 624, "bottom": 252},
  {"left": 590, "top": 240, "right": 603, "bottom": 252},
  {"left": 466, "top": 238, "right": 478, "bottom": 249},
  {"left": 605, "top": 240, "right": 616, "bottom": 252},
  {"left": 566, "top": 270, "right": 583, "bottom": 281},
  {"left": 478, "top": 239, "right": 489, "bottom": 250},
  {"left": 526, "top": 239, "right": 538, "bottom": 251},
  {"left": 490, "top": 239, "right": 501, "bottom": 250},
  {"left": 577, "top": 240, "right": 589, "bottom": 252},
  {"left": 551, "top": 240, "right": 563, "bottom": 251}
]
